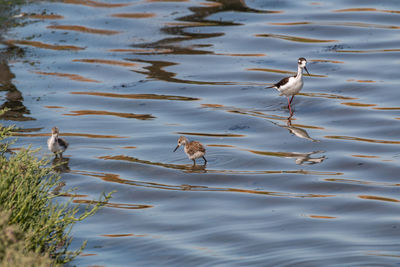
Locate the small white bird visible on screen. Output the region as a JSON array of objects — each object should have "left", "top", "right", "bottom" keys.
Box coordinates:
[
  {"left": 269, "top": 57, "right": 310, "bottom": 115},
  {"left": 47, "top": 127, "right": 69, "bottom": 158},
  {"left": 173, "top": 136, "right": 207, "bottom": 165}
]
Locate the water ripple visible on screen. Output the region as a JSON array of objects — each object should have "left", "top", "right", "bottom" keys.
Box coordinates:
[
  {"left": 63, "top": 110, "right": 155, "bottom": 120},
  {"left": 47, "top": 25, "right": 121, "bottom": 35},
  {"left": 255, "top": 33, "right": 338, "bottom": 43}
]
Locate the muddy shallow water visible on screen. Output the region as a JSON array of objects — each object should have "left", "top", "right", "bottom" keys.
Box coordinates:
[{"left": 2, "top": 0, "right": 400, "bottom": 265}]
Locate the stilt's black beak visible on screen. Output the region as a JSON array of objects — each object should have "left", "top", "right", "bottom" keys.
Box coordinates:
[
  {"left": 304, "top": 66, "right": 310, "bottom": 76},
  {"left": 173, "top": 145, "right": 180, "bottom": 152}
]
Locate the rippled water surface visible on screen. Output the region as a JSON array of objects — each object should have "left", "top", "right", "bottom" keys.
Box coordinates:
[{"left": 2, "top": 0, "right": 400, "bottom": 265}]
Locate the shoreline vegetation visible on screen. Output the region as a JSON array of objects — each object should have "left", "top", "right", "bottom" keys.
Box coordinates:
[
  {"left": 0, "top": 1, "right": 113, "bottom": 264},
  {"left": 0, "top": 114, "right": 112, "bottom": 265}
]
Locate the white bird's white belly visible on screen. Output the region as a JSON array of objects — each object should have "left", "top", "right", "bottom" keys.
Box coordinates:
[
  {"left": 48, "top": 136, "right": 65, "bottom": 153},
  {"left": 278, "top": 77, "right": 303, "bottom": 96}
]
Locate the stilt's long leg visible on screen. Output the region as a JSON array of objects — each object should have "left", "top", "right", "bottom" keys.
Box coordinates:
[
  {"left": 202, "top": 156, "right": 207, "bottom": 164},
  {"left": 192, "top": 159, "right": 196, "bottom": 166},
  {"left": 289, "top": 95, "right": 295, "bottom": 104},
  {"left": 288, "top": 95, "right": 294, "bottom": 117},
  {"left": 287, "top": 97, "right": 293, "bottom": 116}
]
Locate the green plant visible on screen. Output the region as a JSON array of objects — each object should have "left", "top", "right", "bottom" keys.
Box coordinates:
[{"left": 0, "top": 116, "right": 112, "bottom": 264}]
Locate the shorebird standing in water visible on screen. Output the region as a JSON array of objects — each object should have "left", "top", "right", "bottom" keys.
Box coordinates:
[
  {"left": 173, "top": 136, "right": 207, "bottom": 166},
  {"left": 269, "top": 57, "right": 310, "bottom": 116},
  {"left": 47, "top": 127, "right": 68, "bottom": 158}
]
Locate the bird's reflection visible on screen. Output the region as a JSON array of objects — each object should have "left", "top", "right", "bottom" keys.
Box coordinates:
[
  {"left": 186, "top": 163, "right": 207, "bottom": 173},
  {"left": 283, "top": 116, "right": 319, "bottom": 142},
  {"left": 50, "top": 181, "right": 66, "bottom": 196},
  {"left": 98, "top": 154, "right": 207, "bottom": 174},
  {"left": 290, "top": 151, "right": 326, "bottom": 165},
  {"left": 52, "top": 157, "right": 70, "bottom": 173}
]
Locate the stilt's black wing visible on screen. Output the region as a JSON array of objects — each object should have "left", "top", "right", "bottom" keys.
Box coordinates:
[
  {"left": 273, "top": 76, "right": 291, "bottom": 89},
  {"left": 58, "top": 138, "right": 69, "bottom": 149}
]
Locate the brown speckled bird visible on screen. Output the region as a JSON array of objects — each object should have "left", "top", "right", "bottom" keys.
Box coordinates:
[{"left": 173, "top": 136, "right": 207, "bottom": 165}]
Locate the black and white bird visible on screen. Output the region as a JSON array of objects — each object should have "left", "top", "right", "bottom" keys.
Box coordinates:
[
  {"left": 269, "top": 57, "right": 310, "bottom": 115},
  {"left": 47, "top": 127, "right": 69, "bottom": 158}
]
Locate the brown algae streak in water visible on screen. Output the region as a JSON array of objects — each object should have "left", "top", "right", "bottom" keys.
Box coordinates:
[
  {"left": 269, "top": 22, "right": 311, "bottom": 26},
  {"left": 34, "top": 71, "right": 101, "bottom": 83},
  {"left": 307, "top": 215, "right": 337, "bottom": 219},
  {"left": 310, "top": 59, "right": 344, "bottom": 64},
  {"left": 70, "top": 91, "right": 200, "bottom": 101},
  {"left": 6, "top": 40, "right": 84, "bottom": 51},
  {"left": 215, "top": 53, "right": 266, "bottom": 57},
  {"left": 44, "top": 106, "right": 64, "bottom": 109},
  {"left": 325, "top": 135, "right": 400, "bottom": 145},
  {"left": 47, "top": 25, "right": 120, "bottom": 35},
  {"left": 352, "top": 154, "right": 379, "bottom": 159},
  {"left": 374, "top": 107, "right": 400, "bottom": 111},
  {"left": 64, "top": 110, "right": 155, "bottom": 120},
  {"left": 359, "top": 195, "right": 400, "bottom": 203},
  {"left": 255, "top": 34, "right": 338, "bottom": 43},
  {"left": 176, "top": 132, "right": 245, "bottom": 137},
  {"left": 108, "top": 48, "right": 173, "bottom": 54},
  {"left": 333, "top": 8, "right": 400, "bottom": 14},
  {"left": 341, "top": 102, "right": 377, "bottom": 107},
  {"left": 72, "top": 59, "right": 137, "bottom": 67},
  {"left": 346, "top": 79, "right": 376, "bottom": 83},
  {"left": 324, "top": 178, "right": 399, "bottom": 187},
  {"left": 269, "top": 21, "right": 400, "bottom": 30},
  {"left": 111, "top": 13, "right": 156, "bottom": 19},
  {"left": 63, "top": 0, "right": 130, "bottom": 8},
  {"left": 336, "top": 49, "right": 400, "bottom": 53}
]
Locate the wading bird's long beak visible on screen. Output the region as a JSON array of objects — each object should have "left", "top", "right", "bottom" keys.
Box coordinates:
[
  {"left": 173, "top": 145, "right": 180, "bottom": 152},
  {"left": 304, "top": 66, "right": 310, "bottom": 76}
]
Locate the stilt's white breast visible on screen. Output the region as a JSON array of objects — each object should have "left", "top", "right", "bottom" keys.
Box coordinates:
[
  {"left": 48, "top": 136, "right": 67, "bottom": 153},
  {"left": 278, "top": 76, "right": 303, "bottom": 96}
]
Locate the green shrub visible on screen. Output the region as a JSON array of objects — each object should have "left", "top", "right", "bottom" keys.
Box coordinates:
[
  {"left": 0, "top": 211, "right": 52, "bottom": 267},
  {"left": 0, "top": 117, "right": 112, "bottom": 264}
]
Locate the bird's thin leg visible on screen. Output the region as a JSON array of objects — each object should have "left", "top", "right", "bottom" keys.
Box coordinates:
[
  {"left": 287, "top": 97, "right": 294, "bottom": 116},
  {"left": 192, "top": 159, "right": 196, "bottom": 166},
  {"left": 289, "top": 95, "right": 295, "bottom": 104},
  {"left": 287, "top": 97, "right": 292, "bottom": 111},
  {"left": 202, "top": 156, "right": 207, "bottom": 164}
]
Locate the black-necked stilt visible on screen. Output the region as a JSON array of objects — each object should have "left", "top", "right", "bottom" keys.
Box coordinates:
[
  {"left": 47, "top": 127, "right": 69, "bottom": 158},
  {"left": 173, "top": 136, "right": 207, "bottom": 165},
  {"left": 269, "top": 57, "right": 310, "bottom": 115}
]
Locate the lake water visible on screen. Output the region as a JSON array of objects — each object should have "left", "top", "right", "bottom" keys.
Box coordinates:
[{"left": 2, "top": 0, "right": 400, "bottom": 265}]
